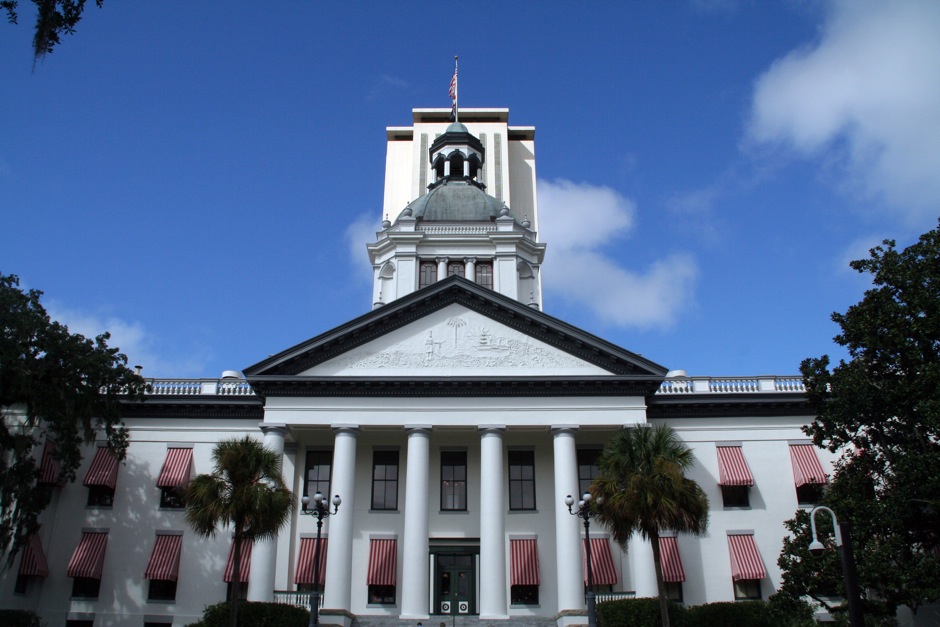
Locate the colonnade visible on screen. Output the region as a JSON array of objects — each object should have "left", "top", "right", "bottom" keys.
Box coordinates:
[{"left": 247, "top": 424, "right": 648, "bottom": 620}]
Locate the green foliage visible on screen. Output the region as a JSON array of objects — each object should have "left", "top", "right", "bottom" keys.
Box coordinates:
[
  {"left": 596, "top": 597, "right": 689, "bottom": 627},
  {"left": 0, "top": 609, "right": 43, "bottom": 627},
  {"left": 784, "top": 220, "right": 940, "bottom": 617},
  {"left": 592, "top": 424, "right": 709, "bottom": 627},
  {"left": 0, "top": 273, "right": 145, "bottom": 564},
  {"left": 1, "top": 0, "right": 104, "bottom": 63},
  {"left": 186, "top": 601, "right": 308, "bottom": 627},
  {"left": 185, "top": 437, "right": 294, "bottom": 627}
]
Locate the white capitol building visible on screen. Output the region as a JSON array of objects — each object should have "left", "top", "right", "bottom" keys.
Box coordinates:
[{"left": 2, "top": 107, "right": 844, "bottom": 627}]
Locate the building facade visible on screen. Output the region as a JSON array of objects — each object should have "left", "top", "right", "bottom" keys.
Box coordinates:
[{"left": 2, "top": 108, "right": 837, "bottom": 627}]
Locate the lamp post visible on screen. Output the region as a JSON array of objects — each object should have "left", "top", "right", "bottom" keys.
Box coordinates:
[
  {"left": 566, "top": 492, "right": 602, "bottom": 627},
  {"left": 808, "top": 506, "right": 863, "bottom": 627},
  {"left": 300, "top": 492, "right": 341, "bottom": 627}
]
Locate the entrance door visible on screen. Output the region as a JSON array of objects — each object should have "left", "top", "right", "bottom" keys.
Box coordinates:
[{"left": 436, "top": 553, "right": 475, "bottom": 615}]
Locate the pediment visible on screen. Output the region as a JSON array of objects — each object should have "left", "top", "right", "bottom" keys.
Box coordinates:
[
  {"left": 305, "top": 304, "right": 608, "bottom": 376},
  {"left": 244, "top": 277, "right": 667, "bottom": 396}
]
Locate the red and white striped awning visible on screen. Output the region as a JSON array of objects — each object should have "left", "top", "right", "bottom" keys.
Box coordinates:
[
  {"left": 716, "top": 445, "right": 754, "bottom": 486},
  {"left": 156, "top": 447, "right": 193, "bottom": 489},
  {"left": 67, "top": 531, "right": 108, "bottom": 579},
  {"left": 18, "top": 534, "right": 49, "bottom": 577},
  {"left": 367, "top": 539, "right": 397, "bottom": 586},
  {"left": 294, "top": 537, "right": 327, "bottom": 585},
  {"left": 144, "top": 533, "right": 183, "bottom": 581},
  {"left": 510, "top": 539, "right": 540, "bottom": 586},
  {"left": 789, "top": 444, "right": 828, "bottom": 487},
  {"left": 224, "top": 539, "right": 253, "bottom": 583},
  {"left": 658, "top": 536, "right": 685, "bottom": 583},
  {"left": 583, "top": 537, "right": 618, "bottom": 586},
  {"left": 727, "top": 534, "right": 766, "bottom": 581},
  {"left": 83, "top": 447, "right": 118, "bottom": 490},
  {"left": 38, "top": 441, "right": 62, "bottom": 485}
]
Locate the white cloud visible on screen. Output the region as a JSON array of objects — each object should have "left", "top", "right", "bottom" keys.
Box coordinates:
[
  {"left": 538, "top": 179, "right": 698, "bottom": 329},
  {"left": 748, "top": 0, "right": 940, "bottom": 221},
  {"left": 47, "top": 306, "right": 209, "bottom": 378},
  {"left": 345, "top": 212, "right": 380, "bottom": 285}
]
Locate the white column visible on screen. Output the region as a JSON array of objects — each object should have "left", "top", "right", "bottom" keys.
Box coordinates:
[
  {"left": 464, "top": 257, "right": 477, "bottom": 283},
  {"left": 436, "top": 257, "right": 448, "bottom": 282},
  {"left": 630, "top": 531, "right": 658, "bottom": 597},
  {"left": 553, "top": 427, "right": 584, "bottom": 614},
  {"left": 401, "top": 427, "right": 431, "bottom": 619},
  {"left": 479, "top": 426, "right": 507, "bottom": 619},
  {"left": 323, "top": 426, "right": 358, "bottom": 612},
  {"left": 248, "top": 424, "right": 287, "bottom": 602}
]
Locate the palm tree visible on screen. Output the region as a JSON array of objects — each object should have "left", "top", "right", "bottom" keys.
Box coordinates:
[
  {"left": 591, "top": 424, "right": 708, "bottom": 627},
  {"left": 185, "top": 436, "right": 294, "bottom": 627}
]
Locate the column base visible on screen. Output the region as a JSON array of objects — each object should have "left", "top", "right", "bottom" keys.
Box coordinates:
[
  {"left": 318, "top": 608, "right": 355, "bottom": 627},
  {"left": 555, "top": 609, "right": 589, "bottom": 627}
]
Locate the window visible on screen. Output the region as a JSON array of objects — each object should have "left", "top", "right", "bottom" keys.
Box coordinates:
[
  {"left": 511, "top": 585, "right": 539, "bottom": 605},
  {"left": 147, "top": 579, "right": 177, "bottom": 602},
  {"left": 159, "top": 487, "right": 185, "bottom": 509},
  {"left": 66, "top": 621, "right": 94, "bottom": 627},
  {"left": 475, "top": 263, "right": 493, "bottom": 290},
  {"left": 440, "top": 451, "right": 467, "bottom": 511},
  {"left": 71, "top": 577, "right": 101, "bottom": 599},
  {"left": 419, "top": 262, "right": 437, "bottom": 289},
  {"left": 371, "top": 450, "right": 399, "bottom": 510},
  {"left": 734, "top": 579, "right": 762, "bottom": 600},
  {"left": 796, "top": 483, "right": 824, "bottom": 506},
  {"left": 665, "top": 581, "right": 683, "bottom": 602},
  {"left": 304, "top": 451, "right": 332, "bottom": 501},
  {"left": 577, "top": 448, "right": 601, "bottom": 496},
  {"left": 87, "top": 485, "right": 114, "bottom": 507},
  {"left": 508, "top": 450, "right": 536, "bottom": 510},
  {"left": 14, "top": 574, "right": 29, "bottom": 594},
  {"left": 368, "top": 584, "right": 395, "bottom": 604},
  {"left": 721, "top": 485, "right": 750, "bottom": 508},
  {"left": 226, "top": 582, "right": 248, "bottom": 602},
  {"left": 447, "top": 261, "right": 464, "bottom": 278}
]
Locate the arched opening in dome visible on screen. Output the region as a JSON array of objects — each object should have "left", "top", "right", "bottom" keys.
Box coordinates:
[{"left": 448, "top": 152, "right": 465, "bottom": 178}]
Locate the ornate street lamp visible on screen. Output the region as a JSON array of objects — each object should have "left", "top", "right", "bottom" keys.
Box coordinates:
[
  {"left": 300, "top": 492, "right": 341, "bottom": 627},
  {"left": 566, "top": 492, "right": 602, "bottom": 627},
  {"left": 808, "top": 506, "right": 863, "bottom": 627}
]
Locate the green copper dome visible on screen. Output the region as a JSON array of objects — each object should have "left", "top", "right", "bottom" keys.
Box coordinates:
[{"left": 404, "top": 179, "right": 514, "bottom": 222}]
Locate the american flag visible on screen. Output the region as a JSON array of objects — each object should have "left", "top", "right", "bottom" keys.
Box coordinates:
[{"left": 449, "top": 67, "right": 458, "bottom": 103}]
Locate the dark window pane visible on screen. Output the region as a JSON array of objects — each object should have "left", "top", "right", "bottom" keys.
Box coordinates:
[
  {"left": 577, "top": 449, "right": 601, "bottom": 496},
  {"left": 419, "top": 262, "right": 437, "bottom": 289},
  {"left": 721, "top": 485, "right": 750, "bottom": 508},
  {"left": 441, "top": 451, "right": 467, "bottom": 511},
  {"left": 368, "top": 584, "right": 396, "bottom": 604},
  {"left": 509, "top": 450, "right": 536, "bottom": 510},
  {"left": 159, "top": 487, "right": 185, "bottom": 509},
  {"left": 511, "top": 584, "right": 539, "bottom": 605},
  {"left": 305, "top": 450, "right": 332, "bottom": 502},
  {"left": 148, "top": 578, "right": 177, "bottom": 601},
  {"left": 796, "top": 483, "right": 824, "bottom": 506},
  {"left": 475, "top": 263, "right": 493, "bottom": 290},
  {"left": 371, "top": 450, "right": 399, "bottom": 510},
  {"left": 71, "top": 577, "right": 101, "bottom": 599},
  {"left": 447, "top": 262, "right": 465, "bottom": 277},
  {"left": 87, "top": 485, "right": 114, "bottom": 507},
  {"left": 733, "top": 579, "right": 762, "bottom": 600}
]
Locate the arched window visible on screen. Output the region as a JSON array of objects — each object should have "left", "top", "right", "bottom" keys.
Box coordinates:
[{"left": 419, "top": 262, "right": 437, "bottom": 289}]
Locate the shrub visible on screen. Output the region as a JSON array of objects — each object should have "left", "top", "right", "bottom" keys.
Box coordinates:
[
  {"left": 687, "top": 601, "right": 772, "bottom": 626},
  {"left": 186, "top": 601, "right": 309, "bottom": 627},
  {"left": 596, "top": 597, "right": 689, "bottom": 627},
  {"left": 0, "top": 609, "right": 43, "bottom": 627}
]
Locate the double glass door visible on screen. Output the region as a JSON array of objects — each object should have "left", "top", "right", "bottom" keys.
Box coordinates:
[{"left": 435, "top": 553, "right": 474, "bottom": 615}]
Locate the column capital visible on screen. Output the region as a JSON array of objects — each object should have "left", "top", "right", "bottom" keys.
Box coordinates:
[
  {"left": 259, "top": 424, "right": 288, "bottom": 437},
  {"left": 404, "top": 425, "right": 433, "bottom": 434},
  {"left": 478, "top": 424, "right": 506, "bottom": 434},
  {"left": 331, "top": 425, "right": 360, "bottom": 436},
  {"left": 463, "top": 256, "right": 477, "bottom": 264},
  {"left": 435, "top": 257, "right": 448, "bottom": 264},
  {"left": 551, "top": 425, "right": 579, "bottom": 436}
]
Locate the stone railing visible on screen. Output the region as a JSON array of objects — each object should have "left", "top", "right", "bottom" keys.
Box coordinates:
[
  {"left": 273, "top": 589, "right": 323, "bottom": 608},
  {"left": 656, "top": 376, "right": 805, "bottom": 395},
  {"left": 145, "top": 378, "right": 256, "bottom": 397},
  {"left": 596, "top": 590, "right": 637, "bottom": 604}
]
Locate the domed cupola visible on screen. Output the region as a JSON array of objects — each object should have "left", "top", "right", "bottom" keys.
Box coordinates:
[{"left": 428, "top": 121, "right": 486, "bottom": 188}]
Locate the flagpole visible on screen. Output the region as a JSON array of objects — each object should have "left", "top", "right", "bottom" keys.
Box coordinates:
[{"left": 453, "top": 55, "right": 459, "bottom": 123}]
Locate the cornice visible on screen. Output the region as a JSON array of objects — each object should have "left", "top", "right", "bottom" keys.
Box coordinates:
[
  {"left": 120, "top": 397, "right": 263, "bottom": 420},
  {"left": 647, "top": 393, "right": 815, "bottom": 419}
]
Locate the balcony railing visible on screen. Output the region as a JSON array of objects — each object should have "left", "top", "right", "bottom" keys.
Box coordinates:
[
  {"left": 139, "top": 375, "right": 805, "bottom": 399},
  {"left": 273, "top": 589, "right": 323, "bottom": 608}
]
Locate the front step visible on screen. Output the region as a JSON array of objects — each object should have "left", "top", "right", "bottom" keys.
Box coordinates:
[{"left": 349, "top": 616, "right": 560, "bottom": 627}]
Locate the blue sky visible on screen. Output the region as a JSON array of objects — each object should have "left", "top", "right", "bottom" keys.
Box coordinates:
[{"left": 2, "top": 1, "right": 938, "bottom": 379}]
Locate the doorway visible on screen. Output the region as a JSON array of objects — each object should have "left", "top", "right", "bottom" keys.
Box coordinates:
[{"left": 435, "top": 553, "right": 475, "bottom": 615}]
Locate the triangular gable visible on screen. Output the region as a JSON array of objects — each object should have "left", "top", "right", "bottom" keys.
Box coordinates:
[{"left": 245, "top": 277, "right": 666, "bottom": 396}]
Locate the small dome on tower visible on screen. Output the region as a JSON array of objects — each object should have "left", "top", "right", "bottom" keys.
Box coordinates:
[{"left": 403, "top": 179, "right": 514, "bottom": 222}]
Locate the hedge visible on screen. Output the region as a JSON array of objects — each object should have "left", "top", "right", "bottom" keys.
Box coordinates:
[
  {"left": 0, "top": 609, "right": 43, "bottom": 627},
  {"left": 186, "top": 601, "right": 309, "bottom": 627}
]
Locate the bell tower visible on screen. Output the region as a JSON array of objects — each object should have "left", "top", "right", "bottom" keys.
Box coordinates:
[{"left": 367, "top": 108, "right": 546, "bottom": 309}]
